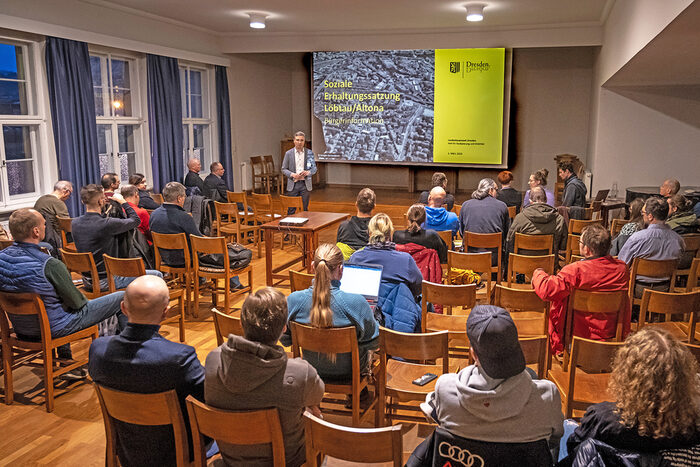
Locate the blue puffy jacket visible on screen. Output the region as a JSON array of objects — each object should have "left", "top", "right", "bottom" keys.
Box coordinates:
[{"left": 377, "top": 281, "right": 421, "bottom": 333}]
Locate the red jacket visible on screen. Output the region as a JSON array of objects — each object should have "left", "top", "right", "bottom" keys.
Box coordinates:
[
  {"left": 532, "top": 255, "right": 630, "bottom": 353},
  {"left": 396, "top": 243, "right": 443, "bottom": 314}
]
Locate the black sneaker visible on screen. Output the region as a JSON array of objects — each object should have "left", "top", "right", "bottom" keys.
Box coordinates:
[{"left": 59, "top": 367, "right": 88, "bottom": 381}]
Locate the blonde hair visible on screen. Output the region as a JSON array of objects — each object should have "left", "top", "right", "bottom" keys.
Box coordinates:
[
  {"left": 609, "top": 328, "right": 700, "bottom": 439},
  {"left": 310, "top": 243, "right": 343, "bottom": 329},
  {"left": 368, "top": 213, "right": 394, "bottom": 244}
]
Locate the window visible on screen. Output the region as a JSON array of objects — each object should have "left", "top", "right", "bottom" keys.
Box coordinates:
[
  {"left": 0, "top": 40, "right": 46, "bottom": 208},
  {"left": 91, "top": 53, "right": 143, "bottom": 182},
  {"left": 180, "top": 65, "right": 212, "bottom": 172}
]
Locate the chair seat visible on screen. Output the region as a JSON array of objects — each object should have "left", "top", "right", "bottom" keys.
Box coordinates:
[
  {"left": 385, "top": 359, "right": 441, "bottom": 400},
  {"left": 548, "top": 366, "right": 611, "bottom": 408},
  {"left": 645, "top": 321, "right": 693, "bottom": 342}
]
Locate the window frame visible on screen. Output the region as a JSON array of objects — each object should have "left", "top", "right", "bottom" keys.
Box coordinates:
[{"left": 180, "top": 63, "right": 216, "bottom": 174}]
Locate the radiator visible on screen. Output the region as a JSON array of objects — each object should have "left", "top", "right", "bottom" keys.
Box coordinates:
[
  {"left": 583, "top": 170, "right": 593, "bottom": 196},
  {"left": 240, "top": 162, "right": 249, "bottom": 191}
]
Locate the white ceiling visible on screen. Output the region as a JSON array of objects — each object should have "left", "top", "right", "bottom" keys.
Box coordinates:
[{"left": 85, "top": 0, "right": 613, "bottom": 35}]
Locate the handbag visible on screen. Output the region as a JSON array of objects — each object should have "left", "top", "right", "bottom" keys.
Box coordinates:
[{"left": 198, "top": 242, "right": 252, "bottom": 270}]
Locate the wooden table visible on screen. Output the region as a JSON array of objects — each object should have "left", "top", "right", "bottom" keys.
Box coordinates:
[
  {"left": 600, "top": 198, "right": 628, "bottom": 228},
  {"left": 261, "top": 212, "right": 349, "bottom": 286}
]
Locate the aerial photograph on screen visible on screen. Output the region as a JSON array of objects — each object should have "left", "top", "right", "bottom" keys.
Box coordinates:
[{"left": 313, "top": 50, "right": 434, "bottom": 163}]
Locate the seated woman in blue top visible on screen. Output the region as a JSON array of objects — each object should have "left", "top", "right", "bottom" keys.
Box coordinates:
[
  {"left": 283, "top": 243, "right": 378, "bottom": 380},
  {"left": 350, "top": 213, "right": 424, "bottom": 332}
]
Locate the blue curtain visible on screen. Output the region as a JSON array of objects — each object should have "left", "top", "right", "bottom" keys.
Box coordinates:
[
  {"left": 147, "top": 54, "right": 183, "bottom": 193},
  {"left": 45, "top": 37, "right": 99, "bottom": 216},
  {"left": 215, "top": 65, "right": 234, "bottom": 189}
]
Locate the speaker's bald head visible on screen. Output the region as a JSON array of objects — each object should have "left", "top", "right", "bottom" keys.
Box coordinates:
[{"left": 122, "top": 275, "right": 170, "bottom": 323}]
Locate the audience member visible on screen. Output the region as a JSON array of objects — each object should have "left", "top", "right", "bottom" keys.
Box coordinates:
[
  {"left": 351, "top": 213, "right": 423, "bottom": 332},
  {"left": 150, "top": 182, "right": 242, "bottom": 290},
  {"left": 558, "top": 162, "right": 587, "bottom": 208},
  {"left": 394, "top": 204, "right": 448, "bottom": 263},
  {"left": 72, "top": 184, "right": 160, "bottom": 291},
  {"left": 336, "top": 187, "right": 375, "bottom": 255},
  {"left": 496, "top": 170, "right": 521, "bottom": 209},
  {"left": 128, "top": 173, "right": 159, "bottom": 210},
  {"left": 121, "top": 184, "right": 151, "bottom": 242},
  {"left": 659, "top": 178, "right": 680, "bottom": 198},
  {"left": 88, "top": 275, "right": 204, "bottom": 467},
  {"left": 418, "top": 172, "right": 455, "bottom": 212},
  {"left": 610, "top": 197, "right": 644, "bottom": 255},
  {"left": 421, "top": 305, "right": 563, "bottom": 448},
  {"left": 33, "top": 180, "right": 72, "bottom": 234},
  {"left": 101, "top": 172, "right": 120, "bottom": 198},
  {"left": 203, "top": 162, "right": 228, "bottom": 202},
  {"left": 424, "top": 186, "right": 460, "bottom": 236},
  {"left": 184, "top": 158, "right": 204, "bottom": 194},
  {"left": 666, "top": 194, "right": 699, "bottom": 234},
  {"left": 618, "top": 197, "right": 685, "bottom": 297},
  {"left": 523, "top": 168, "right": 555, "bottom": 208},
  {"left": 459, "top": 178, "right": 510, "bottom": 264},
  {"left": 206, "top": 287, "right": 324, "bottom": 466},
  {"left": 0, "top": 209, "right": 124, "bottom": 364},
  {"left": 506, "top": 186, "right": 567, "bottom": 255},
  {"left": 283, "top": 243, "right": 378, "bottom": 380},
  {"left": 533, "top": 224, "right": 630, "bottom": 355},
  {"left": 564, "top": 328, "right": 700, "bottom": 462}
]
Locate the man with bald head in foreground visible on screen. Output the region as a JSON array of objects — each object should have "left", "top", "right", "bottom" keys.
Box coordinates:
[
  {"left": 423, "top": 186, "right": 460, "bottom": 236},
  {"left": 88, "top": 275, "right": 205, "bottom": 467}
]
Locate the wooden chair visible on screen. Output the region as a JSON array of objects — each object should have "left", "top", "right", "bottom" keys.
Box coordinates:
[
  {"left": 263, "top": 154, "right": 284, "bottom": 194},
  {"left": 610, "top": 218, "right": 627, "bottom": 238},
  {"left": 186, "top": 396, "right": 285, "bottom": 467},
  {"left": 520, "top": 335, "right": 548, "bottom": 379},
  {"left": 590, "top": 200, "right": 602, "bottom": 220},
  {"left": 215, "top": 199, "right": 261, "bottom": 258},
  {"left": 290, "top": 322, "right": 376, "bottom": 427},
  {"left": 562, "top": 289, "right": 627, "bottom": 368},
  {"left": 423, "top": 313, "right": 470, "bottom": 362},
  {"left": 687, "top": 258, "right": 700, "bottom": 292},
  {"left": 684, "top": 341, "right": 700, "bottom": 366},
  {"left": 563, "top": 234, "right": 581, "bottom": 265},
  {"left": 0, "top": 239, "right": 14, "bottom": 250},
  {"left": 638, "top": 289, "right": 700, "bottom": 344},
  {"left": 151, "top": 193, "right": 164, "bottom": 205},
  {"left": 303, "top": 411, "right": 403, "bottom": 467},
  {"left": 421, "top": 281, "right": 476, "bottom": 323},
  {"left": 436, "top": 230, "right": 453, "bottom": 251},
  {"left": 212, "top": 308, "right": 243, "bottom": 345},
  {"left": 505, "top": 254, "right": 555, "bottom": 288},
  {"left": 190, "top": 235, "right": 253, "bottom": 314},
  {"left": 582, "top": 206, "right": 594, "bottom": 220},
  {"left": 56, "top": 216, "right": 76, "bottom": 251},
  {"left": 568, "top": 218, "right": 602, "bottom": 236},
  {"left": 251, "top": 155, "right": 273, "bottom": 194},
  {"left": 151, "top": 232, "right": 194, "bottom": 318},
  {"left": 675, "top": 234, "right": 700, "bottom": 290},
  {"left": 463, "top": 231, "right": 502, "bottom": 281},
  {"left": 103, "top": 255, "right": 186, "bottom": 342},
  {"left": 507, "top": 205, "right": 517, "bottom": 219},
  {"left": 447, "top": 251, "right": 492, "bottom": 301},
  {"left": 377, "top": 327, "right": 449, "bottom": 426},
  {"left": 628, "top": 257, "right": 678, "bottom": 308},
  {"left": 547, "top": 337, "right": 623, "bottom": 418},
  {"left": 250, "top": 192, "right": 282, "bottom": 224},
  {"left": 492, "top": 284, "right": 549, "bottom": 335},
  {"left": 279, "top": 194, "right": 304, "bottom": 214},
  {"left": 289, "top": 269, "right": 314, "bottom": 292},
  {"left": 59, "top": 248, "right": 104, "bottom": 299},
  {"left": 94, "top": 384, "right": 190, "bottom": 467},
  {"left": 514, "top": 233, "right": 553, "bottom": 255},
  {"left": 0, "top": 292, "right": 97, "bottom": 412}
]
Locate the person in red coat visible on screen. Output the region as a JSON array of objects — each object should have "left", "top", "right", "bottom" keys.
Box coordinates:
[{"left": 532, "top": 223, "right": 630, "bottom": 355}]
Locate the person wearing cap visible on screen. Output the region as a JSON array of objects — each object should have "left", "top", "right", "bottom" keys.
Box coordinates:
[{"left": 421, "top": 305, "right": 564, "bottom": 450}]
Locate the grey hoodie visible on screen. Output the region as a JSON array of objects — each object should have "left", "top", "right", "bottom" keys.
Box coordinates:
[
  {"left": 205, "top": 334, "right": 324, "bottom": 466},
  {"left": 506, "top": 202, "right": 568, "bottom": 254},
  {"left": 423, "top": 365, "right": 564, "bottom": 445}
]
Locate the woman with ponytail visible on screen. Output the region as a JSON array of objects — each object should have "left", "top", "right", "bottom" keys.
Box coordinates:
[
  {"left": 394, "top": 204, "right": 448, "bottom": 263},
  {"left": 283, "top": 243, "right": 378, "bottom": 379},
  {"left": 523, "top": 168, "right": 555, "bottom": 208}
]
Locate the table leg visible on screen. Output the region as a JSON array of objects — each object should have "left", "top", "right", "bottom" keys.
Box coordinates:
[
  {"left": 265, "top": 228, "right": 273, "bottom": 286},
  {"left": 304, "top": 233, "right": 314, "bottom": 273}
]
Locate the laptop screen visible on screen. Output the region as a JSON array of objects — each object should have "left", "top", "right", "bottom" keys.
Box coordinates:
[{"left": 340, "top": 263, "right": 383, "bottom": 300}]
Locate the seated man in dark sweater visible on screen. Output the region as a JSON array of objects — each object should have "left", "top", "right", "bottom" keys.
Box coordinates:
[
  {"left": 72, "top": 184, "right": 161, "bottom": 292},
  {"left": 336, "top": 188, "right": 375, "bottom": 253},
  {"left": 0, "top": 209, "right": 125, "bottom": 365},
  {"left": 203, "top": 162, "right": 228, "bottom": 202},
  {"left": 184, "top": 158, "right": 204, "bottom": 195}
]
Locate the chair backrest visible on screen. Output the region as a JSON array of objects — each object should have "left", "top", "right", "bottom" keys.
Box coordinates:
[
  {"left": 0, "top": 292, "right": 50, "bottom": 341},
  {"left": 514, "top": 233, "right": 553, "bottom": 255},
  {"left": 212, "top": 308, "right": 244, "bottom": 345},
  {"left": 250, "top": 192, "right": 273, "bottom": 216},
  {"left": 151, "top": 193, "right": 164, "bottom": 205},
  {"left": 190, "top": 235, "right": 229, "bottom": 275},
  {"left": 151, "top": 232, "right": 191, "bottom": 272},
  {"left": 680, "top": 234, "right": 700, "bottom": 272},
  {"left": 507, "top": 205, "right": 517, "bottom": 219},
  {"left": 186, "top": 396, "right": 285, "bottom": 467},
  {"left": 519, "top": 335, "right": 548, "bottom": 379},
  {"left": 570, "top": 335, "right": 622, "bottom": 376},
  {"left": 59, "top": 248, "right": 101, "bottom": 295},
  {"left": 463, "top": 231, "right": 502, "bottom": 279},
  {"left": 436, "top": 230, "right": 452, "bottom": 251},
  {"left": 421, "top": 281, "right": 476, "bottom": 329},
  {"left": 447, "top": 251, "right": 492, "bottom": 296},
  {"left": 216, "top": 200, "right": 254, "bottom": 228},
  {"left": 565, "top": 234, "right": 581, "bottom": 264},
  {"left": 639, "top": 289, "right": 700, "bottom": 341},
  {"left": 56, "top": 215, "right": 76, "bottom": 251},
  {"left": 379, "top": 327, "right": 449, "bottom": 372},
  {"left": 568, "top": 218, "right": 602, "bottom": 235},
  {"left": 629, "top": 258, "right": 678, "bottom": 300},
  {"left": 688, "top": 258, "right": 700, "bottom": 292},
  {"left": 250, "top": 156, "right": 265, "bottom": 176},
  {"left": 303, "top": 412, "right": 402, "bottom": 467},
  {"left": 263, "top": 155, "right": 277, "bottom": 172},
  {"left": 103, "top": 255, "right": 146, "bottom": 293},
  {"left": 289, "top": 269, "right": 314, "bottom": 292},
  {"left": 94, "top": 384, "right": 190, "bottom": 467},
  {"left": 610, "top": 218, "right": 627, "bottom": 238},
  {"left": 506, "top": 254, "right": 555, "bottom": 287},
  {"left": 493, "top": 285, "right": 549, "bottom": 335},
  {"left": 0, "top": 239, "right": 13, "bottom": 250},
  {"left": 423, "top": 313, "right": 469, "bottom": 360},
  {"left": 279, "top": 195, "right": 304, "bottom": 212}
]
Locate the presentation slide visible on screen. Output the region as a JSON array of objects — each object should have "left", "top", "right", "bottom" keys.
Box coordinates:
[{"left": 312, "top": 48, "right": 509, "bottom": 167}]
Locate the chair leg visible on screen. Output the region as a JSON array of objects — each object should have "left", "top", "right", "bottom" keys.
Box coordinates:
[
  {"left": 178, "top": 295, "right": 185, "bottom": 343},
  {"left": 193, "top": 274, "right": 201, "bottom": 319},
  {"left": 224, "top": 279, "right": 231, "bottom": 313},
  {"left": 43, "top": 346, "right": 55, "bottom": 413},
  {"left": 2, "top": 342, "right": 13, "bottom": 405},
  {"left": 352, "top": 386, "right": 360, "bottom": 427}
]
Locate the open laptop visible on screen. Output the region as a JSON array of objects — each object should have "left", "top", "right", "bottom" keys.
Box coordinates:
[{"left": 340, "top": 262, "right": 383, "bottom": 309}]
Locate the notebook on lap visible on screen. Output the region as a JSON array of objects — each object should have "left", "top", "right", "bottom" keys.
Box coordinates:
[{"left": 340, "top": 262, "right": 383, "bottom": 309}]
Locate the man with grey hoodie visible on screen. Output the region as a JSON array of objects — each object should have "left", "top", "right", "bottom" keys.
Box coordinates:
[
  {"left": 205, "top": 287, "right": 324, "bottom": 466},
  {"left": 421, "top": 305, "right": 564, "bottom": 451},
  {"left": 506, "top": 186, "right": 568, "bottom": 255}
]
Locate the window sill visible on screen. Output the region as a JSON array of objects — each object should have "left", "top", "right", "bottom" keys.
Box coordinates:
[{"left": 0, "top": 199, "right": 38, "bottom": 216}]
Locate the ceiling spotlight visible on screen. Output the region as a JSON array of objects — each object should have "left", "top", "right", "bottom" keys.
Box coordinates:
[
  {"left": 465, "top": 3, "right": 485, "bottom": 22},
  {"left": 249, "top": 13, "right": 267, "bottom": 29}
]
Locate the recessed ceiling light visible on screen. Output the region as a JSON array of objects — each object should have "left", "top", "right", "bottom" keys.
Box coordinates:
[
  {"left": 465, "top": 3, "right": 485, "bottom": 22},
  {"left": 248, "top": 13, "right": 267, "bottom": 29}
]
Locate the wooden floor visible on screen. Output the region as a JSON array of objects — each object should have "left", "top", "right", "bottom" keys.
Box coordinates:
[{"left": 0, "top": 241, "right": 429, "bottom": 466}]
